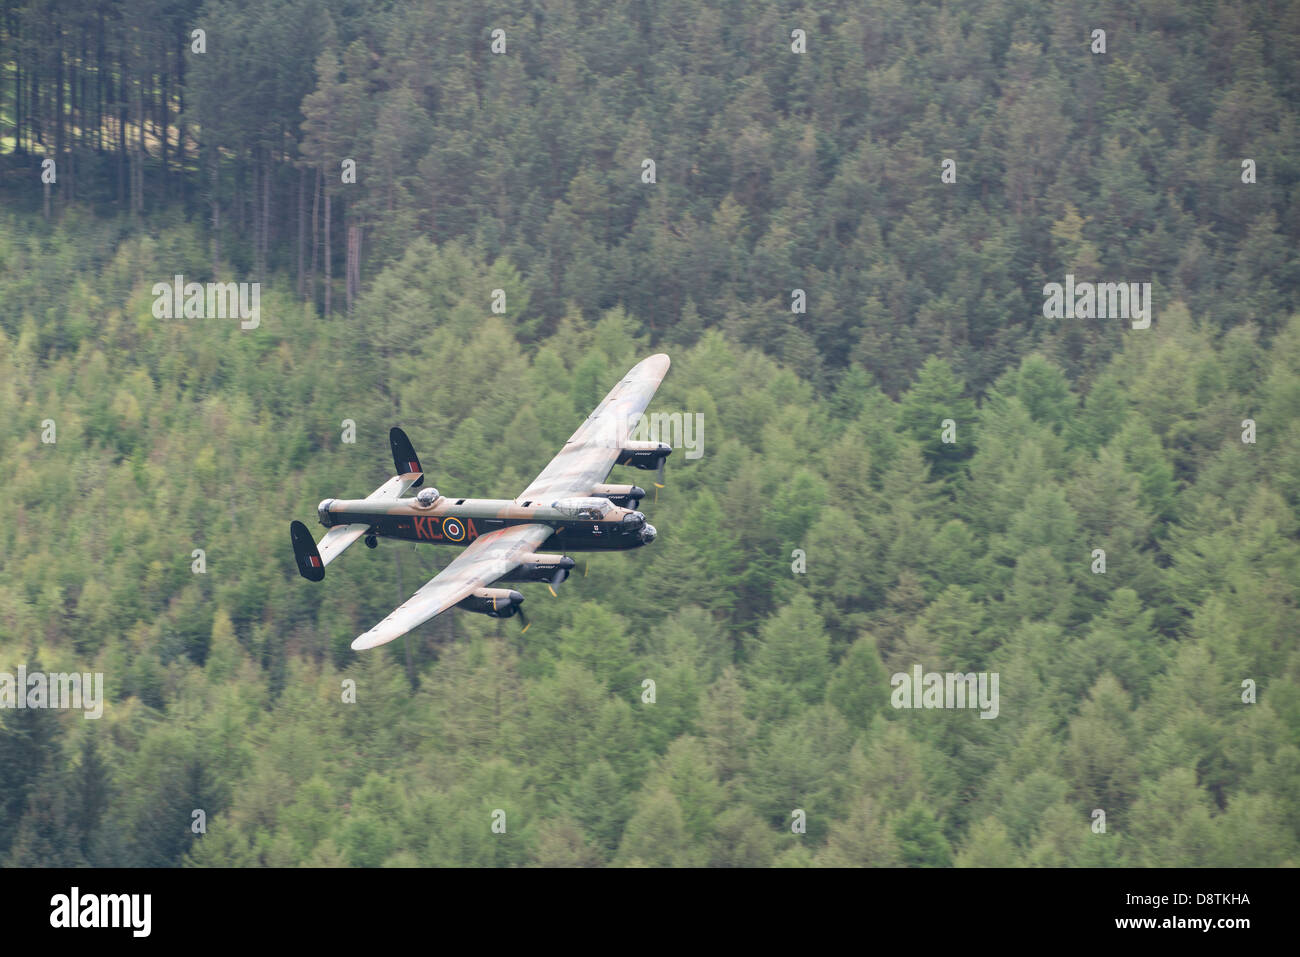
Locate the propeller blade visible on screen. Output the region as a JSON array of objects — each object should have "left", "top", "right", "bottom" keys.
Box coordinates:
[
  {"left": 518, "top": 605, "right": 530, "bottom": 634},
  {"left": 655, "top": 456, "right": 666, "bottom": 489}
]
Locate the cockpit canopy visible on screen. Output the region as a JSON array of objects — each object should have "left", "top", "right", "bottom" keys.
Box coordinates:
[{"left": 551, "top": 497, "right": 615, "bottom": 520}]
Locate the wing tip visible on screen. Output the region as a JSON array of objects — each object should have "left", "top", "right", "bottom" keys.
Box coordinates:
[
  {"left": 632, "top": 353, "right": 670, "bottom": 381},
  {"left": 351, "top": 630, "right": 390, "bottom": 651}
]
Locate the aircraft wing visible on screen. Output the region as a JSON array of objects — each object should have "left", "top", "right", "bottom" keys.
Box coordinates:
[
  {"left": 350, "top": 522, "right": 553, "bottom": 650},
  {"left": 516, "top": 353, "right": 671, "bottom": 503}
]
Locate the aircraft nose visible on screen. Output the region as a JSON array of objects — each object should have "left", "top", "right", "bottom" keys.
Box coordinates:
[{"left": 640, "top": 523, "right": 657, "bottom": 544}]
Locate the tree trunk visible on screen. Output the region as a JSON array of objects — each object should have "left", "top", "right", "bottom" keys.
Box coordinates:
[
  {"left": 297, "top": 167, "right": 307, "bottom": 296},
  {"left": 252, "top": 161, "right": 262, "bottom": 277},
  {"left": 70, "top": 33, "right": 79, "bottom": 159},
  {"left": 160, "top": 63, "right": 168, "bottom": 199},
  {"left": 55, "top": 31, "right": 63, "bottom": 158},
  {"left": 175, "top": 24, "right": 185, "bottom": 175},
  {"left": 95, "top": 10, "right": 104, "bottom": 153},
  {"left": 309, "top": 165, "right": 320, "bottom": 307},
  {"left": 79, "top": 31, "right": 86, "bottom": 154},
  {"left": 117, "top": 71, "right": 127, "bottom": 207},
  {"left": 134, "top": 72, "right": 145, "bottom": 215},
  {"left": 346, "top": 220, "right": 360, "bottom": 313},
  {"left": 10, "top": 8, "right": 19, "bottom": 154},
  {"left": 13, "top": 45, "right": 21, "bottom": 155},
  {"left": 324, "top": 188, "right": 332, "bottom": 316},
  {"left": 210, "top": 150, "right": 220, "bottom": 276},
  {"left": 261, "top": 153, "right": 272, "bottom": 280},
  {"left": 29, "top": 66, "right": 34, "bottom": 151}
]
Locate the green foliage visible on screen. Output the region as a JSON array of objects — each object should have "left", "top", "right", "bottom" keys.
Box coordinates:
[{"left": 1, "top": 214, "right": 1296, "bottom": 866}]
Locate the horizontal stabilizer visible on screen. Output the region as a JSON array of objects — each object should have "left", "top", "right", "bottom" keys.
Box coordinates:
[{"left": 317, "top": 523, "right": 370, "bottom": 565}]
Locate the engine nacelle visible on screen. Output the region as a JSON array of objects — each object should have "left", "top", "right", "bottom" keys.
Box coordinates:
[
  {"left": 617, "top": 441, "right": 672, "bottom": 472},
  {"left": 499, "top": 554, "right": 576, "bottom": 584},
  {"left": 457, "top": 587, "right": 525, "bottom": 618},
  {"left": 590, "top": 483, "right": 646, "bottom": 508}
]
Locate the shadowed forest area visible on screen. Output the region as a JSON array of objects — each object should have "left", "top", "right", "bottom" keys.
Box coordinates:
[{"left": 0, "top": 0, "right": 1297, "bottom": 866}]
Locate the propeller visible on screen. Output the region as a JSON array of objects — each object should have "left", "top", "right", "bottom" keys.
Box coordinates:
[
  {"left": 545, "top": 556, "right": 575, "bottom": 596},
  {"left": 651, "top": 454, "right": 667, "bottom": 502},
  {"left": 547, "top": 566, "right": 567, "bottom": 597},
  {"left": 490, "top": 591, "right": 531, "bottom": 633}
]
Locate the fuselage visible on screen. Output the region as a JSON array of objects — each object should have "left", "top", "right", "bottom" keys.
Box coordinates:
[{"left": 317, "top": 495, "right": 655, "bottom": 551}]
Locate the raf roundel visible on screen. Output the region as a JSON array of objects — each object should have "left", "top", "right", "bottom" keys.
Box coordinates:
[{"left": 442, "top": 518, "right": 466, "bottom": 542}]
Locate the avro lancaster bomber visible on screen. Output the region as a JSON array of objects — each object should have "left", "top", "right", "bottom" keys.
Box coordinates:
[{"left": 290, "top": 354, "right": 671, "bottom": 650}]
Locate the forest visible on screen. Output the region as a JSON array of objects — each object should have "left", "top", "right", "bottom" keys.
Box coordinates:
[{"left": 0, "top": 0, "right": 1297, "bottom": 867}]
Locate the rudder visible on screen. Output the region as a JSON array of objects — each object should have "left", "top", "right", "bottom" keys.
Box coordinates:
[
  {"left": 290, "top": 520, "right": 326, "bottom": 581},
  {"left": 389, "top": 427, "right": 424, "bottom": 487}
]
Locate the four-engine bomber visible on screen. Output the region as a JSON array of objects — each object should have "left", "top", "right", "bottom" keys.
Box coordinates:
[{"left": 289, "top": 354, "right": 672, "bottom": 650}]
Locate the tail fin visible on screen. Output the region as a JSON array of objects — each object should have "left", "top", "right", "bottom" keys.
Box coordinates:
[
  {"left": 389, "top": 427, "right": 424, "bottom": 487},
  {"left": 290, "top": 520, "right": 326, "bottom": 581}
]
